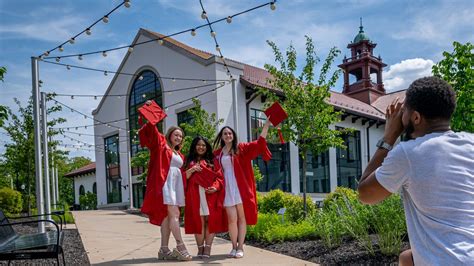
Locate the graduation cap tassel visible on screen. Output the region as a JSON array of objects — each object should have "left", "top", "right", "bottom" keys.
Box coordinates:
[{"left": 278, "top": 127, "right": 285, "bottom": 144}]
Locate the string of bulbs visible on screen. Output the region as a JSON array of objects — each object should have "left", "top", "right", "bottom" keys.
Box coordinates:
[
  {"left": 40, "top": 1, "right": 277, "bottom": 61},
  {"left": 199, "top": 0, "right": 233, "bottom": 79},
  {"left": 41, "top": 60, "right": 230, "bottom": 82}
]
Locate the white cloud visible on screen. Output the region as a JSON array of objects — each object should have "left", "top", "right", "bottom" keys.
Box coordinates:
[{"left": 383, "top": 58, "right": 434, "bottom": 92}]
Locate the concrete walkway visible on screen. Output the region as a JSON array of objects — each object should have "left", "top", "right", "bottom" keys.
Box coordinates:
[{"left": 73, "top": 210, "right": 317, "bottom": 265}]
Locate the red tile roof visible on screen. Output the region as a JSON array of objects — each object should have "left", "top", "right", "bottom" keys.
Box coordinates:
[{"left": 64, "top": 162, "right": 96, "bottom": 178}]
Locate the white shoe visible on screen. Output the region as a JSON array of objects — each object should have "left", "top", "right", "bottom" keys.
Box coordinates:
[
  {"left": 235, "top": 249, "right": 244, "bottom": 258},
  {"left": 227, "top": 249, "right": 237, "bottom": 258}
]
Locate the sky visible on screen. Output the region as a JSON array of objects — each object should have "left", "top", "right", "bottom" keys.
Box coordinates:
[{"left": 0, "top": 0, "right": 473, "bottom": 160}]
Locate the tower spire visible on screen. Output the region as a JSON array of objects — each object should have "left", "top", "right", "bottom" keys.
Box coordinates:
[{"left": 359, "top": 17, "right": 364, "bottom": 33}]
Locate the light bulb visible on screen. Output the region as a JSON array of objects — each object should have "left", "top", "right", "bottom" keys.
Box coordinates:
[
  {"left": 128, "top": 46, "right": 134, "bottom": 52},
  {"left": 104, "top": 71, "right": 108, "bottom": 76},
  {"left": 66, "top": 65, "right": 71, "bottom": 70},
  {"left": 59, "top": 46, "right": 64, "bottom": 52},
  {"left": 124, "top": 0, "right": 131, "bottom": 8},
  {"left": 226, "top": 16, "right": 232, "bottom": 23},
  {"left": 138, "top": 76, "right": 143, "bottom": 80},
  {"left": 216, "top": 45, "right": 220, "bottom": 52},
  {"left": 102, "top": 16, "right": 109, "bottom": 23},
  {"left": 44, "top": 51, "right": 50, "bottom": 56},
  {"left": 191, "top": 29, "right": 196, "bottom": 36},
  {"left": 102, "top": 51, "right": 107, "bottom": 57},
  {"left": 69, "top": 38, "right": 75, "bottom": 44},
  {"left": 71, "top": 95, "right": 74, "bottom": 100},
  {"left": 78, "top": 55, "right": 83, "bottom": 60},
  {"left": 201, "top": 11, "right": 207, "bottom": 19},
  {"left": 56, "top": 57, "right": 60, "bottom": 62},
  {"left": 94, "top": 96, "right": 97, "bottom": 100},
  {"left": 142, "top": 94, "right": 146, "bottom": 98},
  {"left": 270, "top": 2, "right": 276, "bottom": 10},
  {"left": 158, "top": 39, "right": 164, "bottom": 45},
  {"left": 172, "top": 78, "right": 176, "bottom": 82},
  {"left": 86, "top": 28, "right": 91, "bottom": 35},
  {"left": 210, "top": 30, "right": 216, "bottom": 37}
]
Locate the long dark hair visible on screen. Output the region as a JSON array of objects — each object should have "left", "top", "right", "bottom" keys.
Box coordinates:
[
  {"left": 184, "top": 136, "right": 214, "bottom": 169},
  {"left": 213, "top": 126, "right": 238, "bottom": 154}
]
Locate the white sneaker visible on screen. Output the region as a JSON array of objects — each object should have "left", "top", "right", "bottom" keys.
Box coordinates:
[
  {"left": 227, "top": 249, "right": 237, "bottom": 258},
  {"left": 235, "top": 249, "right": 244, "bottom": 258}
]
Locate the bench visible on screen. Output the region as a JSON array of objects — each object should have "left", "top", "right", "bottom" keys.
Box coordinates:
[{"left": 0, "top": 209, "right": 65, "bottom": 265}]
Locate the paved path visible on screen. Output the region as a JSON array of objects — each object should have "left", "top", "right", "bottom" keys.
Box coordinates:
[{"left": 73, "top": 210, "right": 317, "bottom": 265}]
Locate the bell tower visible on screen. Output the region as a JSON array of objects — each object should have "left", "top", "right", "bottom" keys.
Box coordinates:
[{"left": 338, "top": 19, "right": 387, "bottom": 104}]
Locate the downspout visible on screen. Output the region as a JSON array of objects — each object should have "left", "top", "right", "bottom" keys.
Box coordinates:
[{"left": 246, "top": 88, "right": 259, "bottom": 142}]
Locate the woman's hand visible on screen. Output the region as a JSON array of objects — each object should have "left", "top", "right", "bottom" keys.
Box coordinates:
[
  {"left": 260, "top": 116, "right": 272, "bottom": 139},
  {"left": 205, "top": 187, "right": 217, "bottom": 194},
  {"left": 191, "top": 164, "right": 202, "bottom": 173}
]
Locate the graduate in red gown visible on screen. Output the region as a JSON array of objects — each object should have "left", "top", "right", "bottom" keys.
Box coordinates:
[
  {"left": 213, "top": 120, "right": 272, "bottom": 258},
  {"left": 183, "top": 136, "right": 227, "bottom": 259},
  {"left": 138, "top": 100, "right": 192, "bottom": 261}
]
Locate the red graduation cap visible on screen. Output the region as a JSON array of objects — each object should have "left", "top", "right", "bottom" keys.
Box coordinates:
[
  {"left": 138, "top": 100, "right": 167, "bottom": 126},
  {"left": 264, "top": 101, "right": 288, "bottom": 144}
]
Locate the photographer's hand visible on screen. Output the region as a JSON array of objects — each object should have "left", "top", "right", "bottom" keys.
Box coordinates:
[{"left": 383, "top": 98, "right": 404, "bottom": 145}]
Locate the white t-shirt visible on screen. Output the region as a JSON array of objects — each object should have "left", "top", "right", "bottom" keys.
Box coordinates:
[{"left": 375, "top": 131, "right": 474, "bottom": 266}]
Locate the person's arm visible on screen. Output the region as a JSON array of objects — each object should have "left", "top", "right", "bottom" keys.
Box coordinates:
[
  {"left": 260, "top": 118, "right": 271, "bottom": 139},
  {"left": 239, "top": 118, "right": 272, "bottom": 160},
  {"left": 185, "top": 164, "right": 201, "bottom": 179},
  {"left": 358, "top": 98, "right": 404, "bottom": 205}
]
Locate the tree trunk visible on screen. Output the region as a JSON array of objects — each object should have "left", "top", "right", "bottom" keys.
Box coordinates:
[{"left": 301, "top": 150, "right": 307, "bottom": 218}]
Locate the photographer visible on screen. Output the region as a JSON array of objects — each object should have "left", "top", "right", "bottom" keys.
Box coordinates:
[{"left": 358, "top": 76, "right": 474, "bottom": 266}]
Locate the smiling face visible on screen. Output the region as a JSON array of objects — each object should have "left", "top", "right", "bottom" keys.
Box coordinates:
[
  {"left": 170, "top": 129, "right": 183, "bottom": 148},
  {"left": 222, "top": 127, "right": 234, "bottom": 145},
  {"left": 195, "top": 139, "right": 207, "bottom": 156}
]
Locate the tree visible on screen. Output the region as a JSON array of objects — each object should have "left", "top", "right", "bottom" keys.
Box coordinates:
[
  {"left": 258, "top": 36, "right": 347, "bottom": 216},
  {"left": 432, "top": 41, "right": 473, "bottom": 132},
  {"left": 0, "top": 66, "right": 7, "bottom": 127},
  {"left": 0, "top": 95, "right": 67, "bottom": 212}
]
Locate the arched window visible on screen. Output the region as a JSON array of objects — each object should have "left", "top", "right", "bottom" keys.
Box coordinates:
[
  {"left": 128, "top": 70, "right": 163, "bottom": 157},
  {"left": 79, "top": 185, "right": 85, "bottom": 196},
  {"left": 92, "top": 182, "right": 97, "bottom": 194}
]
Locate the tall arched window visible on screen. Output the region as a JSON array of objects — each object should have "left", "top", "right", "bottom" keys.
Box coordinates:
[
  {"left": 79, "top": 185, "right": 85, "bottom": 196},
  {"left": 128, "top": 70, "right": 163, "bottom": 157},
  {"left": 92, "top": 182, "right": 97, "bottom": 195}
]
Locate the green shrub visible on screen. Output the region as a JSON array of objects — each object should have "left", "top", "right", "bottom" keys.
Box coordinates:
[
  {"left": 259, "top": 189, "right": 286, "bottom": 214},
  {"left": 263, "top": 220, "right": 317, "bottom": 243},
  {"left": 256, "top": 193, "right": 264, "bottom": 211},
  {"left": 0, "top": 188, "right": 23, "bottom": 216},
  {"left": 79, "top": 192, "right": 97, "bottom": 210},
  {"left": 247, "top": 213, "right": 281, "bottom": 240},
  {"left": 312, "top": 207, "right": 344, "bottom": 249},
  {"left": 322, "top": 186, "right": 358, "bottom": 211},
  {"left": 337, "top": 195, "right": 374, "bottom": 256},
  {"left": 372, "top": 195, "right": 407, "bottom": 255},
  {"left": 283, "top": 193, "right": 316, "bottom": 222},
  {"left": 253, "top": 164, "right": 264, "bottom": 183}
]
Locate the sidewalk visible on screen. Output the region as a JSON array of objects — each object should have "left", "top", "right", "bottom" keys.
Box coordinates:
[{"left": 73, "top": 210, "right": 317, "bottom": 265}]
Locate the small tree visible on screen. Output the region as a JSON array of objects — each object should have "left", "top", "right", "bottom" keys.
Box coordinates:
[
  {"left": 259, "top": 36, "right": 347, "bottom": 216},
  {"left": 179, "top": 98, "right": 224, "bottom": 154},
  {"left": 432, "top": 41, "right": 473, "bottom": 132}
]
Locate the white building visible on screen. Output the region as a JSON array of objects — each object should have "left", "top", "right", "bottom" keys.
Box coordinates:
[
  {"left": 64, "top": 162, "right": 97, "bottom": 208},
  {"left": 92, "top": 25, "right": 404, "bottom": 209}
]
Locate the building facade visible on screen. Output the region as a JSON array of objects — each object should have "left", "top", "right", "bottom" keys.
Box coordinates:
[
  {"left": 92, "top": 24, "right": 404, "bottom": 209},
  {"left": 64, "top": 162, "right": 97, "bottom": 207}
]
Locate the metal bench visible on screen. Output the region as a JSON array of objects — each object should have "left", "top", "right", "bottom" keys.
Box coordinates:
[{"left": 0, "top": 209, "right": 65, "bottom": 265}]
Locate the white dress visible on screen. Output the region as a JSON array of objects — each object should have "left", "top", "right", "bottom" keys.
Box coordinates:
[
  {"left": 199, "top": 186, "right": 210, "bottom": 216},
  {"left": 221, "top": 154, "right": 243, "bottom": 207},
  {"left": 162, "top": 152, "right": 185, "bottom": 206}
]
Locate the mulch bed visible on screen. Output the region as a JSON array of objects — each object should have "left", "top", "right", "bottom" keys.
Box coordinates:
[
  {"left": 0, "top": 224, "right": 90, "bottom": 266},
  {"left": 217, "top": 233, "right": 410, "bottom": 265}
]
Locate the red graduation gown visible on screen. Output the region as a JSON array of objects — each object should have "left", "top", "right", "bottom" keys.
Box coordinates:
[
  {"left": 138, "top": 122, "right": 185, "bottom": 226},
  {"left": 214, "top": 136, "right": 272, "bottom": 225},
  {"left": 184, "top": 161, "right": 227, "bottom": 234}
]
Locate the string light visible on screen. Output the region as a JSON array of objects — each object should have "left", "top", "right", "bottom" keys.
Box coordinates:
[
  {"left": 102, "top": 15, "right": 109, "bottom": 23},
  {"left": 270, "top": 1, "right": 276, "bottom": 10},
  {"left": 40, "top": 1, "right": 275, "bottom": 59},
  {"left": 210, "top": 30, "right": 216, "bottom": 37},
  {"left": 138, "top": 76, "right": 143, "bottom": 80},
  {"left": 66, "top": 65, "right": 71, "bottom": 70},
  {"left": 55, "top": 57, "right": 60, "bottom": 62},
  {"left": 78, "top": 55, "right": 83, "bottom": 60},
  {"left": 191, "top": 29, "right": 196, "bottom": 36},
  {"left": 59, "top": 46, "right": 64, "bottom": 52},
  {"left": 86, "top": 28, "right": 92, "bottom": 35},
  {"left": 104, "top": 71, "right": 108, "bottom": 76},
  {"left": 201, "top": 11, "right": 207, "bottom": 19},
  {"left": 158, "top": 39, "right": 164, "bottom": 45},
  {"left": 44, "top": 51, "right": 50, "bottom": 56},
  {"left": 69, "top": 38, "right": 75, "bottom": 44},
  {"left": 128, "top": 46, "right": 134, "bottom": 52},
  {"left": 102, "top": 51, "right": 107, "bottom": 57},
  {"left": 124, "top": 0, "right": 131, "bottom": 8},
  {"left": 226, "top": 16, "right": 232, "bottom": 23}
]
